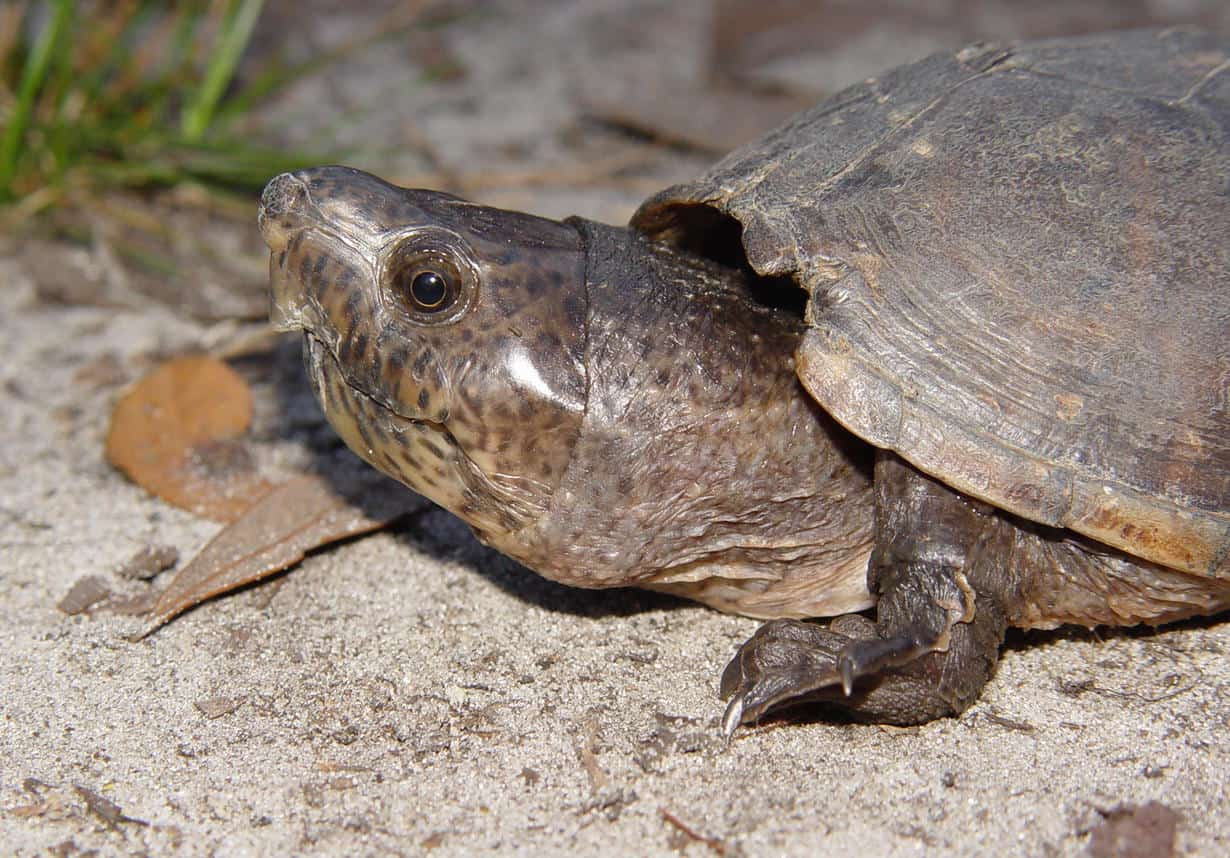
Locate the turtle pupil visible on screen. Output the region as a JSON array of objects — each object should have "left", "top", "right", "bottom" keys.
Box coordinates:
[{"left": 410, "top": 270, "right": 448, "bottom": 310}]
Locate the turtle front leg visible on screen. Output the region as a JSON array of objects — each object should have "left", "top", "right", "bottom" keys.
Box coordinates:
[{"left": 721, "top": 453, "right": 1013, "bottom": 731}]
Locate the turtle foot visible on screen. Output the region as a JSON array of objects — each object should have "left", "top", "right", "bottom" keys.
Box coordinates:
[
  {"left": 720, "top": 615, "right": 874, "bottom": 735},
  {"left": 720, "top": 615, "right": 962, "bottom": 734}
]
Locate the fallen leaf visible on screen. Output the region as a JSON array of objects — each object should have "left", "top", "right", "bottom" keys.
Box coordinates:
[
  {"left": 105, "top": 355, "right": 272, "bottom": 522},
  {"left": 1087, "top": 801, "right": 1180, "bottom": 858},
  {"left": 135, "top": 472, "right": 423, "bottom": 637}
]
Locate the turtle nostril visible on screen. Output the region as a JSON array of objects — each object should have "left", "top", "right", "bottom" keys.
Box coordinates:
[
  {"left": 259, "top": 172, "right": 307, "bottom": 219},
  {"left": 258, "top": 172, "right": 311, "bottom": 251}
]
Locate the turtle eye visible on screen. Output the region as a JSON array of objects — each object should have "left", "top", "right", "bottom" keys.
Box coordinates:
[
  {"left": 391, "top": 261, "right": 459, "bottom": 313},
  {"left": 407, "top": 269, "right": 452, "bottom": 311},
  {"left": 383, "top": 235, "right": 474, "bottom": 323}
]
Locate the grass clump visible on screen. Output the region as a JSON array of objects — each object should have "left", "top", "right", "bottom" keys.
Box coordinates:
[{"left": 0, "top": 0, "right": 325, "bottom": 220}]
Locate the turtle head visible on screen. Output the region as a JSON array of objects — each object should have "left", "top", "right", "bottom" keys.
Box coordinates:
[{"left": 258, "top": 166, "right": 587, "bottom": 541}]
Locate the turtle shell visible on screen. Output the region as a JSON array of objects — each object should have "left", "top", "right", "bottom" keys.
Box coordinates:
[{"left": 633, "top": 29, "right": 1230, "bottom": 578}]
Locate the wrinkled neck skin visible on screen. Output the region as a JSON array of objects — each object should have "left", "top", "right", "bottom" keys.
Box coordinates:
[{"left": 494, "top": 220, "right": 876, "bottom": 619}]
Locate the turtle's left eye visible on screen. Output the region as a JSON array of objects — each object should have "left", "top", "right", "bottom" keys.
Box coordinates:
[
  {"left": 383, "top": 235, "right": 474, "bottom": 323},
  {"left": 407, "top": 269, "right": 452, "bottom": 311},
  {"left": 390, "top": 259, "right": 461, "bottom": 314}
]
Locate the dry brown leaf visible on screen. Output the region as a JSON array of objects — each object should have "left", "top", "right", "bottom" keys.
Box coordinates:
[
  {"left": 105, "top": 355, "right": 272, "bottom": 522},
  {"left": 136, "top": 473, "right": 423, "bottom": 637}
]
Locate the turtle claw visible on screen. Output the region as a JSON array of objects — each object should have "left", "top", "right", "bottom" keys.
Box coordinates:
[
  {"left": 719, "top": 612, "right": 990, "bottom": 732},
  {"left": 719, "top": 617, "right": 873, "bottom": 734},
  {"left": 721, "top": 694, "right": 745, "bottom": 740},
  {"left": 718, "top": 613, "right": 966, "bottom": 734}
]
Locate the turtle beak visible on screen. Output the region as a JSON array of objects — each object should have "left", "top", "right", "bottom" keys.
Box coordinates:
[{"left": 259, "top": 172, "right": 312, "bottom": 332}]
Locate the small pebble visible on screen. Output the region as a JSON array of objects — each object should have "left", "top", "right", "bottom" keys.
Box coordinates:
[
  {"left": 57, "top": 576, "right": 111, "bottom": 615},
  {"left": 117, "top": 544, "right": 179, "bottom": 580}
]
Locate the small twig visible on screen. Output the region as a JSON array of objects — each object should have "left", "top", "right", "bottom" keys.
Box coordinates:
[
  {"left": 1093, "top": 671, "right": 1203, "bottom": 703},
  {"left": 576, "top": 718, "right": 608, "bottom": 793},
  {"left": 660, "top": 808, "right": 728, "bottom": 856},
  {"left": 74, "top": 785, "right": 148, "bottom": 832}
]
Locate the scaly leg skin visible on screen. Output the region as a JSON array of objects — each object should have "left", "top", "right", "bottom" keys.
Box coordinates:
[{"left": 721, "top": 453, "right": 1015, "bottom": 733}]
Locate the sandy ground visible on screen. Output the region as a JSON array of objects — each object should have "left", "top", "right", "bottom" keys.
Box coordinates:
[{"left": 2, "top": 2, "right": 1228, "bottom": 855}]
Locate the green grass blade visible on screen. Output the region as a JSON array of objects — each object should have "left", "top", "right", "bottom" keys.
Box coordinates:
[
  {"left": 0, "top": 0, "right": 74, "bottom": 200},
  {"left": 180, "top": 0, "right": 264, "bottom": 142}
]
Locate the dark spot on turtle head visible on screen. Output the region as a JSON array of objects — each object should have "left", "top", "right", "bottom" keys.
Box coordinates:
[
  {"left": 386, "top": 348, "right": 407, "bottom": 375},
  {"left": 412, "top": 351, "right": 432, "bottom": 379},
  {"left": 374, "top": 448, "right": 398, "bottom": 473},
  {"left": 417, "top": 388, "right": 430, "bottom": 410},
  {"left": 312, "top": 254, "right": 328, "bottom": 278},
  {"left": 353, "top": 409, "right": 379, "bottom": 452},
  {"left": 350, "top": 331, "right": 369, "bottom": 363},
  {"left": 344, "top": 290, "right": 362, "bottom": 324},
  {"left": 298, "top": 254, "right": 315, "bottom": 284},
  {"left": 460, "top": 328, "right": 474, "bottom": 343}
]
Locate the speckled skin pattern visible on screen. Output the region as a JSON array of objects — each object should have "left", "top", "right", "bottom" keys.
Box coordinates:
[{"left": 259, "top": 167, "right": 874, "bottom": 619}]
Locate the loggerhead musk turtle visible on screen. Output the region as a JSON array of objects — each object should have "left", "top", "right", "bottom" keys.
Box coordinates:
[{"left": 257, "top": 29, "right": 1230, "bottom": 732}]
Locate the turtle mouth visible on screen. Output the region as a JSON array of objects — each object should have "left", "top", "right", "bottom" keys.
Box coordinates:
[
  {"left": 303, "top": 332, "right": 450, "bottom": 438},
  {"left": 256, "top": 202, "right": 290, "bottom": 254}
]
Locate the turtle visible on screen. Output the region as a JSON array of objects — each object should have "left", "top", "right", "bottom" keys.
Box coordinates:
[{"left": 257, "top": 28, "right": 1230, "bottom": 733}]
